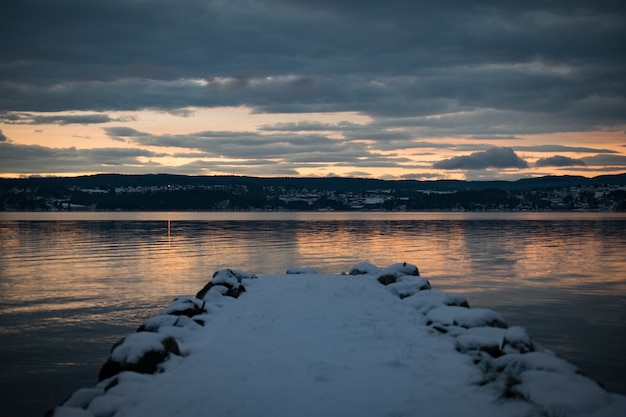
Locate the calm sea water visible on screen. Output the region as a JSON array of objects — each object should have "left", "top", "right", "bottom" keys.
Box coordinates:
[{"left": 1, "top": 212, "right": 625, "bottom": 417}]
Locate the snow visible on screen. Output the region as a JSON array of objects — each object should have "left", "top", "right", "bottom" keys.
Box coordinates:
[
  {"left": 348, "top": 261, "right": 382, "bottom": 275},
  {"left": 110, "top": 332, "right": 171, "bottom": 364},
  {"left": 426, "top": 305, "right": 508, "bottom": 329},
  {"left": 379, "top": 262, "right": 421, "bottom": 278},
  {"left": 286, "top": 267, "right": 318, "bottom": 274},
  {"left": 386, "top": 275, "right": 431, "bottom": 298},
  {"left": 50, "top": 262, "right": 626, "bottom": 417},
  {"left": 210, "top": 268, "right": 257, "bottom": 286},
  {"left": 402, "top": 289, "right": 470, "bottom": 313}
]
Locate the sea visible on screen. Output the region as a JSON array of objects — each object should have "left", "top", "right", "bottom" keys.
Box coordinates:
[{"left": 1, "top": 211, "right": 625, "bottom": 417}]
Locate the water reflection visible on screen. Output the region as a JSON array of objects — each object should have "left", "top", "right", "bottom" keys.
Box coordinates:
[
  {"left": 2, "top": 217, "right": 625, "bottom": 305},
  {"left": 2, "top": 218, "right": 624, "bottom": 314}
]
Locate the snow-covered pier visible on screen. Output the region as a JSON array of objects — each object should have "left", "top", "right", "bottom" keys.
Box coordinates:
[{"left": 49, "top": 263, "right": 625, "bottom": 417}]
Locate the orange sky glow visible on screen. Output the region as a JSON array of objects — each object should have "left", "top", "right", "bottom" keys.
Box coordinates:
[{"left": 2, "top": 107, "right": 625, "bottom": 180}]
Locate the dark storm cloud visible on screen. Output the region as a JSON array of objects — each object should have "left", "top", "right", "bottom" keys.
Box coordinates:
[
  {"left": 0, "top": 142, "right": 167, "bottom": 174},
  {"left": 514, "top": 145, "right": 618, "bottom": 154},
  {"left": 104, "top": 127, "right": 336, "bottom": 156},
  {"left": 433, "top": 147, "right": 529, "bottom": 170},
  {"left": 104, "top": 127, "right": 150, "bottom": 137},
  {"left": 362, "top": 107, "right": 623, "bottom": 139},
  {"left": 535, "top": 155, "right": 587, "bottom": 168},
  {"left": 103, "top": 126, "right": 410, "bottom": 168},
  {"left": 582, "top": 154, "right": 626, "bottom": 167},
  {"left": 0, "top": 0, "right": 624, "bottom": 135},
  {"left": 1, "top": 112, "right": 134, "bottom": 125},
  {"left": 258, "top": 121, "right": 361, "bottom": 132}
]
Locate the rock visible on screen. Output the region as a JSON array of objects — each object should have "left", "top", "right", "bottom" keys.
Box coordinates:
[
  {"left": 377, "top": 262, "right": 421, "bottom": 285},
  {"left": 500, "top": 326, "right": 535, "bottom": 354},
  {"left": 426, "top": 306, "right": 508, "bottom": 329},
  {"left": 160, "top": 296, "right": 207, "bottom": 318},
  {"left": 488, "top": 352, "right": 612, "bottom": 413},
  {"left": 455, "top": 326, "right": 534, "bottom": 358},
  {"left": 385, "top": 275, "right": 431, "bottom": 298},
  {"left": 377, "top": 274, "right": 398, "bottom": 285},
  {"left": 348, "top": 262, "right": 382, "bottom": 275},
  {"left": 98, "top": 358, "right": 123, "bottom": 382},
  {"left": 196, "top": 269, "right": 255, "bottom": 300},
  {"left": 286, "top": 267, "right": 317, "bottom": 274},
  {"left": 197, "top": 281, "right": 246, "bottom": 300},
  {"left": 402, "top": 289, "right": 470, "bottom": 314},
  {"left": 212, "top": 268, "right": 257, "bottom": 285},
  {"left": 98, "top": 334, "right": 180, "bottom": 381},
  {"left": 138, "top": 314, "right": 202, "bottom": 332}
]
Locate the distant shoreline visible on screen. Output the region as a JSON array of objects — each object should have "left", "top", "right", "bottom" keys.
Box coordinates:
[{"left": 3, "top": 173, "right": 626, "bottom": 212}]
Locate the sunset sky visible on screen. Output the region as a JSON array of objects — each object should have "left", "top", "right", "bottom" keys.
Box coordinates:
[{"left": 1, "top": 0, "right": 625, "bottom": 180}]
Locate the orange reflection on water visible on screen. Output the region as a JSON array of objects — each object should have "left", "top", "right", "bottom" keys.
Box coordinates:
[
  {"left": 1, "top": 216, "right": 625, "bottom": 320},
  {"left": 289, "top": 218, "right": 626, "bottom": 297},
  {"left": 290, "top": 220, "right": 482, "bottom": 278}
]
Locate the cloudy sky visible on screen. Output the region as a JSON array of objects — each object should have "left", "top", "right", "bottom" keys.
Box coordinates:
[{"left": 1, "top": 0, "right": 625, "bottom": 180}]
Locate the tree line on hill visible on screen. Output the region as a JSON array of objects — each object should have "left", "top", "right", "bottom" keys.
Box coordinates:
[{"left": 1, "top": 173, "right": 625, "bottom": 211}]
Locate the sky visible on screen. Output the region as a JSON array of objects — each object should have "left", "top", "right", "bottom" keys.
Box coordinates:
[{"left": 1, "top": 0, "right": 625, "bottom": 180}]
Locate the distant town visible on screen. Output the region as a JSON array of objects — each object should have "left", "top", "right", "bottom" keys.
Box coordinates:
[{"left": 1, "top": 173, "right": 626, "bottom": 212}]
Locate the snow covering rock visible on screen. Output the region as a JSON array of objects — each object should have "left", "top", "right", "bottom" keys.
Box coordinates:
[
  {"left": 377, "top": 261, "right": 421, "bottom": 285},
  {"left": 386, "top": 275, "right": 432, "bottom": 298},
  {"left": 195, "top": 268, "right": 256, "bottom": 300},
  {"left": 49, "top": 262, "right": 626, "bottom": 417},
  {"left": 57, "top": 387, "right": 104, "bottom": 411},
  {"left": 517, "top": 371, "right": 613, "bottom": 415},
  {"left": 98, "top": 332, "right": 180, "bottom": 381},
  {"left": 138, "top": 314, "right": 202, "bottom": 333},
  {"left": 480, "top": 351, "right": 619, "bottom": 415},
  {"left": 383, "top": 261, "right": 421, "bottom": 277},
  {"left": 211, "top": 268, "right": 257, "bottom": 285},
  {"left": 160, "top": 296, "right": 206, "bottom": 318},
  {"left": 455, "top": 326, "right": 534, "bottom": 358},
  {"left": 426, "top": 305, "right": 508, "bottom": 330},
  {"left": 134, "top": 296, "right": 210, "bottom": 331},
  {"left": 110, "top": 332, "right": 177, "bottom": 364},
  {"left": 494, "top": 351, "right": 580, "bottom": 376},
  {"left": 402, "top": 289, "right": 470, "bottom": 313},
  {"left": 348, "top": 262, "right": 382, "bottom": 275}
]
